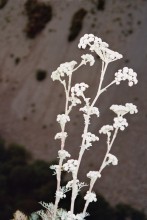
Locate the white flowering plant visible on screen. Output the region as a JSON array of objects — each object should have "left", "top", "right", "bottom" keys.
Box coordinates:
[{"left": 12, "top": 34, "right": 138, "bottom": 220}]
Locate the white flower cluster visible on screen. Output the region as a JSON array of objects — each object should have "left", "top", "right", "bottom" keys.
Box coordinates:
[
  {"left": 50, "top": 164, "right": 59, "bottom": 175},
  {"left": 56, "top": 189, "right": 66, "bottom": 199},
  {"left": 78, "top": 34, "right": 108, "bottom": 49},
  {"left": 78, "top": 34, "right": 122, "bottom": 63},
  {"left": 66, "top": 180, "right": 87, "bottom": 192},
  {"left": 71, "top": 83, "right": 89, "bottom": 97},
  {"left": 99, "top": 125, "right": 114, "bottom": 135},
  {"left": 63, "top": 159, "right": 78, "bottom": 173},
  {"left": 81, "top": 54, "right": 95, "bottom": 66},
  {"left": 107, "top": 153, "right": 118, "bottom": 166},
  {"left": 84, "top": 191, "right": 97, "bottom": 203},
  {"left": 87, "top": 171, "right": 101, "bottom": 180},
  {"left": 55, "top": 132, "right": 68, "bottom": 140},
  {"left": 67, "top": 211, "right": 87, "bottom": 220},
  {"left": 82, "top": 132, "right": 99, "bottom": 149},
  {"left": 80, "top": 106, "right": 100, "bottom": 117},
  {"left": 125, "top": 103, "right": 138, "bottom": 114},
  {"left": 57, "top": 114, "right": 70, "bottom": 128},
  {"left": 113, "top": 116, "right": 128, "bottom": 130},
  {"left": 98, "top": 47, "right": 123, "bottom": 63},
  {"left": 110, "top": 103, "right": 138, "bottom": 116},
  {"left": 115, "top": 67, "right": 138, "bottom": 87},
  {"left": 51, "top": 61, "right": 77, "bottom": 81},
  {"left": 69, "top": 96, "right": 81, "bottom": 107},
  {"left": 58, "top": 150, "right": 71, "bottom": 160}
]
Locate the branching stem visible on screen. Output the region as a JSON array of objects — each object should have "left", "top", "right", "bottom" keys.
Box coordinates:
[{"left": 70, "top": 61, "right": 108, "bottom": 216}]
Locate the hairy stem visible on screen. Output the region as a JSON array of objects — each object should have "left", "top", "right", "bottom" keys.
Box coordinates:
[
  {"left": 83, "top": 127, "right": 119, "bottom": 215},
  {"left": 53, "top": 62, "right": 83, "bottom": 219},
  {"left": 70, "top": 61, "right": 108, "bottom": 216}
]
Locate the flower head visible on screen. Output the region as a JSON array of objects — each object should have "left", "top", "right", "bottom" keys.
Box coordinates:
[
  {"left": 63, "top": 159, "right": 78, "bottom": 173},
  {"left": 58, "top": 150, "right": 71, "bottom": 160},
  {"left": 99, "top": 125, "right": 114, "bottom": 135},
  {"left": 78, "top": 34, "right": 108, "bottom": 49},
  {"left": 113, "top": 116, "right": 128, "bottom": 130},
  {"left": 57, "top": 114, "right": 70, "bottom": 128},
  {"left": 107, "top": 153, "right": 118, "bottom": 165},
  {"left": 80, "top": 106, "right": 100, "bottom": 117},
  {"left": 84, "top": 191, "right": 97, "bottom": 203},
  {"left": 115, "top": 67, "right": 138, "bottom": 86},
  {"left": 78, "top": 34, "right": 122, "bottom": 63},
  {"left": 87, "top": 171, "right": 101, "bottom": 180},
  {"left": 81, "top": 54, "right": 95, "bottom": 66},
  {"left": 110, "top": 103, "right": 138, "bottom": 116},
  {"left": 51, "top": 61, "right": 77, "bottom": 81},
  {"left": 55, "top": 132, "right": 68, "bottom": 140},
  {"left": 71, "top": 83, "right": 89, "bottom": 97}
]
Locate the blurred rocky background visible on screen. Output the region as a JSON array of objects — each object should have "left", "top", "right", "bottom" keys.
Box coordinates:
[{"left": 0, "top": 0, "right": 147, "bottom": 218}]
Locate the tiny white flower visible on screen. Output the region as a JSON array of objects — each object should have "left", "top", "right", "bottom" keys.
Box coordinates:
[
  {"left": 71, "top": 83, "right": 89, "bottom": 97},
  {"left": 66, "top": 180, "right": 87, "bottom": 192},
  {"left": 75, "top": 213, "right": 87, "bottom": 220},
  {"left": 125, "top": 103, "right": 138, "bottom": 114},
  {"left": 99, "top": 47, "right": 123, "bottom": 63},
  {"left": 69, "top": 96, "right": 81, "bottom": 107},
  {"left": 82, "top": 132, "right": 99, "bottom": 143},
  {"left": 113, "top": 116, "right": 128, "bottom": 130},
  {"left": 81, "top": 54, "right": 95, "bottom": 66},
  {"left": 58, "top": 150, "right": 71, "bottom": 160},
  {"left": 80, "top": 106, "right": 100, "bottom": 117},
  {"left": 84, "top": 191, "right": 97, "bottom": 203},
  {"left": 51, "top": 61, "right": 77, "bottom": 82},
  {"left": 107, "top": 153, "right": 118, "bottom": 165},
  {"left": 78, "top": 34, "right": 108, "bottom": 50},
  {"left": 57, "top": 114, "right": 70, "bottom": 128},
  {"left": 110, "top": 103, "right": 138, "bottom": 117},
  {"left": 50, "top": 165, "right": 59, "bottom": 175},
  {"left": 67, "top": 211, "right": 76, "bottom": 220},
  {"left": 55, "top": 132, "right": 68, "bottom": 140},
  {"left": 56, "top": 189, "right": 66, "bottom": 199},
  {"left": 110, "top": 104, "right": 129, "bottom": 116},
  {"left": 99, "top": 125, "right": 114, "bottom": 135},
  {"left": 115, "top": 67, "right": 138, "bottom": 86},
  {"left": 87, "top": 171, "right": 101, "bottom": 180},
  {"left": 63, "top": 159, "right": 78, "bottom": 173}
]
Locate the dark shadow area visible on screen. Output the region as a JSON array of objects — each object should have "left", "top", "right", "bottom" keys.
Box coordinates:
[
  {"left": 0, "top": 138, "right": 146, "bottom": 220},
  {"left": 25, "top": 0, "right": 52, "bottom": 39}
]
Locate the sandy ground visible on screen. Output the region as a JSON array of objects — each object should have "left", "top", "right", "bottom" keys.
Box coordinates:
[{"left": 0, "top": 0, "right": 147, "bottom": 213}]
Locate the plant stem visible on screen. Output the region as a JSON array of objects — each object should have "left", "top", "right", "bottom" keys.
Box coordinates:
[
  {"left": 70, "top": 61, "right": 108, "bottom": 216},
  {"left": 53, "top": 75, "right": 72, "bottom": 219},
  {"left": 53, "top": 62, "right": 83, "bottom": 219},
  {"left": 82, "top": 127, "right": 119, "bottom": 215}
]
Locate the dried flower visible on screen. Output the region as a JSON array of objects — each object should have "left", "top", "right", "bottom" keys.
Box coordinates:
[
  {"left": 87, "top": 171, "right": 101, "bottom": 180},
  {"left": 84, "top": 191, "right": 97, "bottom": 203},
  {"left": 55, "top": 132, "right": 68, "bottom": 140},
  {"left": 57, "top": 114, "right": 70, "bottom": 128},
  {"left": 113, "top": 116, "right": 128, "bottom": 130},
  {"left": 58, "top": 150, "right": 71, "bottom": 160},
  {"left": 71, "top": 83, "right": 89, "bottom": 97},
  {"left": 99, "top": 125, "right": 114, "bottom": 135},
  {"left": 110, "top": 103, "right": 138, "bottom": 117},
  {"left": 80, "top": 106, "right": 100, "bottom": 117},
  {"left": 63, "top": 159, "right": 78, "bottom": 173},
  {"left": 81, "top": 54, "right": 95, "bottom": 66},
  {"left": 51, "top": 61, "right": 77, "bottom": 81},
  {"left": 107, "top": 153, "right": 118, "bottom": 165},
  {"left": 115, "top": 67, "right": 138, "bottom": 86}
]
